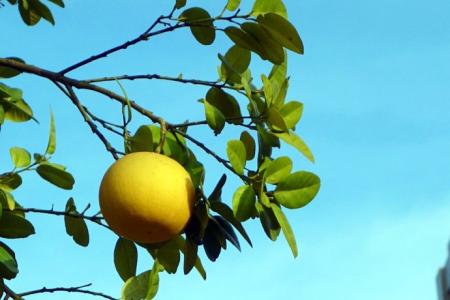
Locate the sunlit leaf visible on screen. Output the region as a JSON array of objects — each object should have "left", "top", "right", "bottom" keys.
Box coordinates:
[
  {"left": 45, "top": 111, "right": 56, "bottom": 155},
  {"left": 114, "top": 238, "right": 137, "bottom": 281},
  {"left": 220, "top": 45, "right": 251, "bottom": 83},
  {"left": 274, "top": 131, "right": 314, "bottom": 163},
  {"left": 279, "top": 101, "right": 303, "bottom": 129},
  {"left": 226, "top": 0, "right": 240, "bottom": 11},
  {"left": 206, "top": 88, "right": 242, "bottom": 124},
  {"left": 241, "top": 22, "right": 284, "bottom": 64},
  {"left": 0, "top": 242, "right": 18, "bottom": 279},
  {"left": 128, "top": 125, "right": 153, "bottom": 153},
  {"left": 9, "top": 147, "right": 31, "bottom": 168},
  {"left": 226, "top": 140, "right": 246, "bottom": 175},
  {"left": 267, "top": 107, "right": 288, "bottom": 132},
  {"left": 265, "top": 156, "right": 292, "bottom": 184},
  {"left": 204, "top": 99, "right": 225, "bottom": 135},
  {"left": 232, "top": 185, "right": 256, "bottom": 222},
  {"left": 271, "top": 203, "right": 298, "bottom": 257},
  {"left": 274, "top": 171, "right": 320, "bottom": 209},
  {"left": 121, "top": 264, "right": 159, "bottom": 300},
  {"left": 252, "top": 0, "right": 288, "bottom": 18},
  {"left": 157, "top": 238, "right": 180, "bottom": 274}
]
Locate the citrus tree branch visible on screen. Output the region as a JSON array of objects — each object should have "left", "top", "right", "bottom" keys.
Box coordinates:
[
  {"left": 173, "top": 116, "right": 258, "bottom": 129},
  {"left": 13, "top": 207, "right": 112, "bottom": 232},
  {"left": 15, "top": 283, "right": 118, "bottom": 300}
]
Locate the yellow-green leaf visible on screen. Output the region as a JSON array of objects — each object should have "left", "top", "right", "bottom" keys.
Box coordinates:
[
  {"left": 279, "top": 101, "right": 303, "bottom": 129},
  {"left": 271, "top": 203, "right": 298, "bottom": 257},
  {"left": 232, "top": 185, "right": 256, "bottom": 222},
  {"left": 226, "top": 140, "right": 246, "bottom": 175},
  {"left": 265, "top": 156, "right": 292, "bottom": 184},
  {"left": 252, "top": 0, "right": 287, "bottom": 18},
  {"left": 45, "top": 111, "right": 56, "bottom": 155},
  {"left": 241, "top": 22, "right": 284, "bottom": 64},
  {"left": 274, "top": 131, "right": 314, "bottom": 163},
  {"left": 204, "top": 99, "right": 225, "bottom": 134},
  {"left": 226, "top": 0, "right": 240, "bottom": 11},
  {"left": 274, "top": 171, "right": 320, "bottom": 209},
  {"left": 9, "top": 147, "right": 31, "bottom": 168},
  {"left": 0, "top": 242, "right": 18, "bottom": 279},
  {"left": 267, "top": 107, "right": 288, "bottom": 132}
]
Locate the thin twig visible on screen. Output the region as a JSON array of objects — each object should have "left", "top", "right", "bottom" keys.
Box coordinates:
[
  {"left": 17, "top": 283, "right": 118, "bottom": 300},
  {"left": 172, "top": 116, "right": 258, "bottom": 129},
  {"left": 174, "top": 129, "right": 249, "bottom": 182},
  {"left": 13, "top": 207, "right": 112, "bottom": 232}
]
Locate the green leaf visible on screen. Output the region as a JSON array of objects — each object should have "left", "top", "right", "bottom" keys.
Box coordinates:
[
  {"left": 213, "top": 216, "right": 240, "bottom": 251},
  {"left": 36, "top": 163, "right": 75, "bottom": 190},
  {"left": 204, "top": 99, "right": 225, "bottom": 135},
  {"left": 0, "top": 105, "right": 4, "bottom": 124},
  {"left": 45, "top": 111, "right": 56, "bottom": 155},
  {"left": 0, "top": 212, "right": 35, "bottom": 239},
  {"left": 226, "top": 140, "right": 246, "bottom": 175},
  {"left": 220, "top": 45, "right": 251, "bottom": 83},
  {"left": 0, "top": 57, "right": 25, "bottom": 78},
  {"left": 252, "top": 0, "right": 288, "bottom": 18},
  {"left": 64, "top": 198, "right": 89, "bottom": 246},
  {"left": 0, "top": 173, "right": 22, "bottom": 191},
  {"left": 114, "top": 238, "right": 138, "bottom": 282},
  {"left": 274, "top": 131, "right": 314, "bottom": 163},
  {"left": 146, "top": 260, "right": 160, "bottom": 300},
  {"left": 279, "top": 101, "right": 303, "bottom": 129},
  {"left": 179, "top": 7, "right": 215, "bottom": 45},
  {"left": 183, "top": 154, "right": 204, "bottom": 188},
  {"left": 2, "top": 98, "right": 35, "bottom": 123},
  {"left": 128, "top": 125, "right": 153, "bottom": 153},
  {"left": 274, "top": 171, "right": 320, "bottom": 209},
  {"left": 178, "top": 236, "right": 206, "bottom": 279},
  {"left": 209, "top": 201, "right": 252, "bottom": 246},
  {"left": 241, "top": 22, "right": 284, "bottom": 65},
  {"left": 206, "top": 88, "right": 242, "bottom": 124},
  {"left": 157, "top": 239, "right": 180, "bottom": 274},
  {"left": 226, "top": 0, "right": 240, "bottom": 11},
  {"left": 207, "top": 174, "right": 227, "bottom": 202},
  {"left": 18, "top": 0, "right": 41, "bottom": 25},
  {"left": 48, "top": 0, "right": 64, "bottom": 7},
  {"left": 265, "top": 156, "right": 292, "bottom": 184},
  {"left": 31, "top": 0, "right": 55, "bottom": 25},
  {"left": 232, "top": 185, "right": 256, "bottom": 222},
  {"left": 240, "top": 131, "right": 255, "bottom": 161},
  {"left": 224, "top": 26, "right": 266, "bottom": 58},
  {"left": 267, "top": 107, "right": 289, "bottom": 132},
  {"left": 174, "top": 0, "right": 186, "bottom": 9},
  {"left": 0, "top": 242, "right": 18, "bottom": 280},
  {"left": 261, "top": 74, "right": 273, "bottom": 106},
  {"left": 258, "top": 13, "right": 304, "bottom": 54},
  {"left": 0, "top": 190, "right": 16, "bottom": 211},
  {"left": 270, "top": 203, "right": 298, "bottom": 257},
  {"left": 255, "top": 201, "right": 280, "bottom": 241},
  {"left": 9, "top": 147, "right": 31, "bottom": 168},
  {"left": 121, "top": 266, "right": 159, "bottom": 300}
]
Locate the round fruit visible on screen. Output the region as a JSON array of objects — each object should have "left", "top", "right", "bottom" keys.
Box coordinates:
[{"left": 99, "top": 152, "right": 195, "bottom": 243}]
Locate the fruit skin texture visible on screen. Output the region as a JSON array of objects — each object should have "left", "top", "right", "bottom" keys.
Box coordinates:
[{"left": 99, "top": 152, "right": 195, "bottom": 243}]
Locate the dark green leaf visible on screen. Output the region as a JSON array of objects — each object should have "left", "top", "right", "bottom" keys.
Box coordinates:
[
  {"left": 206, "top": 88, "right": 242, "bottom": 124},
  {"left": 0, "top": 105, "right": 4, "bottom": 124},
  {"left": 279, "top": 101, "right": 303, "bottom": 129},
  {"left": 18, "top": 0, "right": 41, "bottom": 25},
  {"left": 258, "top": 12, "right": 303, "bottom": 54},
  {"left": 213, "top": 216, "right": 240, "bottom": 251},
  {"left": 45, "top": 111, "right": 56, "bottom": 155},
  {"left": 265, "top": 156, "right": 292, "bottom": 184},
  {"left": 232, "top": 185, "right": 256, "bottom": 222},
  {"left": 241, "top": 22, "right": 284, "bottom": 65},
  {"left": 179, "top": 236, "right": 206, "bottom": 279},
  {"left": 255, "top": 201, "right": 280, "bottom": 241},
  {"left": 0, "top": 212, "right": 35, "bottom": 239},
  {"left": 226, "top": 0, "right": 240, "bottom": 11},
  {"left": 274, "top": 171, "right": 320, "bottom": 209},
  {"left": 114, "top": 238, "right": 138, "bottom": 281},
  {"left": 0, "top": 190, "right": 15, "bottom": 211},
  {"left": 0, "top": 173, "right": 22, "bottom": 191},
  {"left": 208, "top": 174, "right": 227, "bottom": 202},
  {"left": 9, "top": 147, "right": 31, "bottom": 168},
  {"left": 226, "top": 140, "right": 246, "bottom": 175},
  {"left": 64, "top": 198, "right": 89, "bottom": 246},
  {"left": 183, "top": 153, "right": 204, "bottom": 188},
  {"left": 209, "top": 201, "right": 252, "bottom": 246},
  {"left": 175, "top": 0, "right": 186, "bottom": 9},
  {"left": 252, "top": 0, "right": 288, "bottom": 18},
  {"left": 267, "top": 107, "right": 288, "bottom": 132},
  {"left": 48, "top": 0, "right": 64, "bottom": 7},
  {"left": 179, "top": 7, "right": 215, "bottom": 45},
  {"left": 0, "top": 57, "right": 25, "bottom": 78},
  {"left": 274, "top": 131, "right": 314, "bottom": 163},
  {"left": 204, "top": 99, "right": 225, "bottom": 134},
  {"left": 31, "top": 0, "right": 55, "bottom": 25},
  {"left": 128, "top": 125, "right": 153, "bottom": 153},
  {"left": 0, "top": 242, "right": 18, "bottom": 279},
  {"left": 202, "top": 221, "right": 222, "bottom": 261},
  {"left": 220, "top": 45, "right": 251, "bottom": 83},
  {"left": 271, "top": 203, "right": 298, "bottom": 257},
  {"left": 224, "top": 26, "right": 266, "bottom": 58},
  {"left": 36, "top": 163, "right": 74, "bottom": 190},
  {"left": 157, "top": 239, "right": 180, "bottom": 274},
  {"left": 240, "top": 131, "right": 255, "bottom": 161}
]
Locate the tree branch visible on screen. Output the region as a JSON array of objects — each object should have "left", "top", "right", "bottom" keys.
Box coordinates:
[
  {"left": 13, "top": 207, "right": 112, "bottom": 232},
  {"left": 16, "top": 283, "right": 118, "bottom": 300}
]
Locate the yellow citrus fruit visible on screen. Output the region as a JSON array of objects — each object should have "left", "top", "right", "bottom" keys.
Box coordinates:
[{"left": 99, "top": 152, "right": 195, "bottom": 243}]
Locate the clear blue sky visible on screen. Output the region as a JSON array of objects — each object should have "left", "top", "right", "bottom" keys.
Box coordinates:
[{"left": 1, "top": 0, "right": 450, "bottom": 299}]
